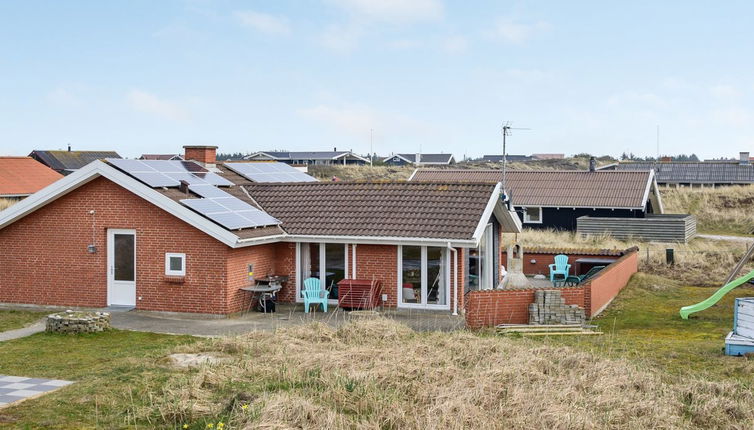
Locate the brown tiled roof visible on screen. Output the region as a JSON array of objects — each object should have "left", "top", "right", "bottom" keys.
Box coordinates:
[
  {"left": 244, "top": 182, "right": 498, "bottom": 240},
  {"left": 0, "top": 157, "right": 63, "bottom": 196},
  {"left": 410, "top": 169, "right": 652, "bottom": 209}
]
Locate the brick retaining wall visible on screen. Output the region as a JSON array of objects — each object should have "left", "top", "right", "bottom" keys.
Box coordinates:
[{"left": 465, "top": 248, "right": 638, "bottom": 328}]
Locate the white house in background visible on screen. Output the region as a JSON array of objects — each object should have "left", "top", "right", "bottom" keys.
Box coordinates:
[{"left": 382, "top": 153, "right": 456, "bottom": 166}]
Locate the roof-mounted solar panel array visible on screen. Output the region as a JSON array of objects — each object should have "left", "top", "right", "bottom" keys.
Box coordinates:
[
  {"left": 181, "top": 195, "right": 281, "bottom": 230},
  {"left": 107, "top": 158, "right": 281, "bottom": 231},
  {"left": 224, "top": 162, "right": 318, "bottom": 183},
  {"left": 107, "top": 159, "right": 233, "bottom": 187}
]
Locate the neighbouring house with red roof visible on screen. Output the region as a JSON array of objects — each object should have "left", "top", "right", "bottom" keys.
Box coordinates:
[
  {"left": 0, "top": 157, "right": 63, "bottom": 200},
  {"left": 0, "top": 146, "right": 522, "bottom": 315}
]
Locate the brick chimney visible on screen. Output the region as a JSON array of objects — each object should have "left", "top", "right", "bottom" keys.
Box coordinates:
[
  {"left": 183, "top": 145, "right": 217, "bottom": 167},
  {"left": 660, "top": 156, "right": 672, "bottom": 163}
]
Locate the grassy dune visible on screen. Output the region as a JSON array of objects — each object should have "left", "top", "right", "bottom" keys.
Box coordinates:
[
  {"left": 1, "top": 276, "right": 753, "bottom": 428},
  {"left": 136, "top": 316, "right": 754, "bottom": 429},
  {"left": 662, "top": 184, "right": 754, "bottom": 235}
]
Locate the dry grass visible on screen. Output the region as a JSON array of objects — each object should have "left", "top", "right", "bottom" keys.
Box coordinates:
[
  {"left": 140, "top": 318, "right": 754, "bottom": 429},
  {"left": 662, "top": 184, "right": 754, "bottom": 235},
  {"left": 507, "top": 229, "right": 754, "bottom": 286},
  {"left": 0, "top": 198, "right": 17, "bottom": 211},
  {"left": 308, "top": 165, "right": 415, "bottom": 182}
]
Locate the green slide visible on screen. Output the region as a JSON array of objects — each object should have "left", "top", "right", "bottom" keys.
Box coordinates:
[{"left": 680, "top": 269, "right": 754, "bottom": 319}]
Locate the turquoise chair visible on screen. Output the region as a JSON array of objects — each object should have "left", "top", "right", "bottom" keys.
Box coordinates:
[
  {"left": 303, "top": 277, "right": 329, "bottom": 313},
  {"left": 549, "top": 254, "right": 571, "bottom": 284}
]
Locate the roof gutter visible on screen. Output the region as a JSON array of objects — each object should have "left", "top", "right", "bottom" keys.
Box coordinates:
[{"left": 281, "top": 234, "right": 478, "bottom": 248}]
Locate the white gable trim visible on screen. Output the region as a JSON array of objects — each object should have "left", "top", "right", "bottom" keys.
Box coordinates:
[
  {"left": 333, "top": 152, "right": 370, "bottom": 163},
  {"left": 471, "top": 182, "right": 522, "bottom": 243},
  {"left": 383, "top": 154, "right": 414, "bottom": 164},
  {"left": 0, "top": 160, "right": 242, "bottom": 247}
]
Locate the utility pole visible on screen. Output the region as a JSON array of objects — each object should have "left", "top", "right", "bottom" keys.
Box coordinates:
[
  {"left": 656, "top": 125, "right": 660, "bottom": 160},
  {"left": 370, "top": 128, "right": 373, "bottom": 167}
]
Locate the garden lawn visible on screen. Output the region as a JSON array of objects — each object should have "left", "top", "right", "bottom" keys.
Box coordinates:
[
  {"left": 0, "top": 310, "right": 46, "bottom": 332},
  {"left": 536, "top": 273, "right": 754, "bottom": 382},
  {"left": 0, "top": 330, "right": 196, "bottom": 429}
]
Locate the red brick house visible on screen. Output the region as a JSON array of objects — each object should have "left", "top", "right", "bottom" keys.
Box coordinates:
[{"left": 0, "top": 146, "right": 521, "bottom": 315}]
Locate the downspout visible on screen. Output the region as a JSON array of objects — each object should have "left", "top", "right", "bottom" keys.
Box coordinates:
[
  {"left": 448, "top": 242, "right": 458, "bottom": 316},
  {"left": 352, "top": 243, "right": 357, "bottom": 278}
]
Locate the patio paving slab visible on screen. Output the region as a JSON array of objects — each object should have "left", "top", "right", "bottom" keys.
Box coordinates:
[
  {"left": 110, "top": 304, "right": 465, "bottom": 337},
  {"left": 0, "top": 375, "right": 73, "bottom": 409}
]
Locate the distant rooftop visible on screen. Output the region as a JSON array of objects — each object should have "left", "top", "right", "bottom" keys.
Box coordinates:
[{"left": 29, "top": 149, "right": 121, "bottom": 174}]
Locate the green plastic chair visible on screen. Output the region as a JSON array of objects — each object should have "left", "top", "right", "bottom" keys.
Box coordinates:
[
  {"left": 561, "top": 266, "right": 606, "bottom": 286},
  {"left": 549, "top": 254, "right": 571, "bottom": 284},
  {"left": 303, "top": 277, "right": 329, "bottom": 313}
]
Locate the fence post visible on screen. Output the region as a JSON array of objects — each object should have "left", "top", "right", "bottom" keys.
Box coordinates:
[{"left": 666, "top": 248, "right": 674, "bottom": 266}]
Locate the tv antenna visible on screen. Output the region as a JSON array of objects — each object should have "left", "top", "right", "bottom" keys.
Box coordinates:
[{"left": 501, "top": 121, "right": 530, "bottom": 200}]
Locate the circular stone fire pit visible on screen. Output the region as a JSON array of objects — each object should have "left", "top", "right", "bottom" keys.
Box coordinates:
[{"left": 46, "top": 310, "right": 111, "bottom": 334}]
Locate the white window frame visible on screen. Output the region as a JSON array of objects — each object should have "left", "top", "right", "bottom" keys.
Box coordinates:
[
  {"left": 523, "top": 206, "right": 543, "bottom": 224},
  {"left": 164, "top": 253, "right": 186, "bottom": 276},
  {"left": 397, "top": 245, "right": 451, "bottom": 310},
  {"left": 295, "top": 242, "right": 349, "bottom": 304}
]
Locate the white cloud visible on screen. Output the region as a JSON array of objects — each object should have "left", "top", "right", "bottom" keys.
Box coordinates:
[
  {"left": 127, "top": 90, "right": 191, "bottom": 121},
  {"left": 298, "top": 103, "right": 429, "bottom": 137},
  {"left": 388, "top": 39, "right": 423, "bottom": 50},
  {"left": 607, "top": 91, "right": 668, "bottom": 109},
  {"left": 442, "top": 35, "right": 468, "bottom": 54},
  {"left": 326, "top": 0, "right": 443, "bottom": 23},
  {"left": 492, "top": 18, "right": 550, "bottom": 44},
  {"left": 320, "top": 23, "right": 364, "bottom": 53},
  {"left": 47, "top": 87, "right": 82, "bottom": 107},
  {"left": 234, "top": 10, "right": 291, "bottom": 35},
  {"left": 712, "top": 107, "right": 754, "bottom": 127},
  {"left": 709, "top": 84, "right": 740, "bottom": 100}
]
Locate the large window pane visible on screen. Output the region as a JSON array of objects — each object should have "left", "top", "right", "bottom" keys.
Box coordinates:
[
  {"left": 401, "top": 246, "right": 421, "bottom": 304},
  {"left": 114, "top": 234, "right": 135, "bottom": 281},
  {"left": 426, "top": 247, "right": 446, "bottom": 305},
  {"left": 468, "top": 248, "right": 480, "bottom": 291},
  {"left": 325, "top": 243, "right": 345, "bottom": 300}
]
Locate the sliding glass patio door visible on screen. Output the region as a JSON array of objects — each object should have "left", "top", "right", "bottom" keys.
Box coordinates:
[
  {"left": 398, "top": 245, "right": 449, "bottom": 309},
  {"left": 298, "top": 242, "right": 347, "bottom": 303}
]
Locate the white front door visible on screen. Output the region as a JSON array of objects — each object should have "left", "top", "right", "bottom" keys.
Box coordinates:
[{"left": 107, "top": 229, "right": 136, "bottom": 306}]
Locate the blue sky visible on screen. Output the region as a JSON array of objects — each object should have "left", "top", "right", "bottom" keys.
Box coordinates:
[{"left": 1, "top": 0, "right": 753, "bottom": 160}]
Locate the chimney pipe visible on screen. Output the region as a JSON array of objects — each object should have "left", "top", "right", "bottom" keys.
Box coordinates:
[
  {"left": 739, "top": 151, "right": 750, "bottom": 165},
  {"left": 589, "top": 156, "right": 596, "bottom": 172},
  {"left": 67, "top": 144, "right": 71, "bottom": 152},
  {"left": 333, "top": 147, "right": 337, "bottom": 152}
]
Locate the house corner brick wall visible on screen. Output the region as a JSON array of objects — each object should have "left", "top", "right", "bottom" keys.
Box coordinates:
[
  {"left": 464, "top": 249, "right": 639, "bottom": 328},
  {"left": 584, "top": 250, "right": 638, "bottom": 316},
  {"left": 465, "top": 288, "right": 585, "bottom": 328},
  {"left": 353, "top": 245, "right": 398, "bottom": 307},
  {"left": 0, "top": 177, "right": 254, "bottom": 314}
]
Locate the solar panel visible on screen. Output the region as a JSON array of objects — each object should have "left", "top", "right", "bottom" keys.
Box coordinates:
[
  {"left": 107, "top": 158, "right": 234, "bottom": 188},
  {"left": 180, "top": 194, "right": 281, "bottom": 230},
  {"left": 188, "top": 183, "right": 233, "bottom": 198},
  {"left": 224, "top": 162, "right": 318, "bottom": 183}
]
